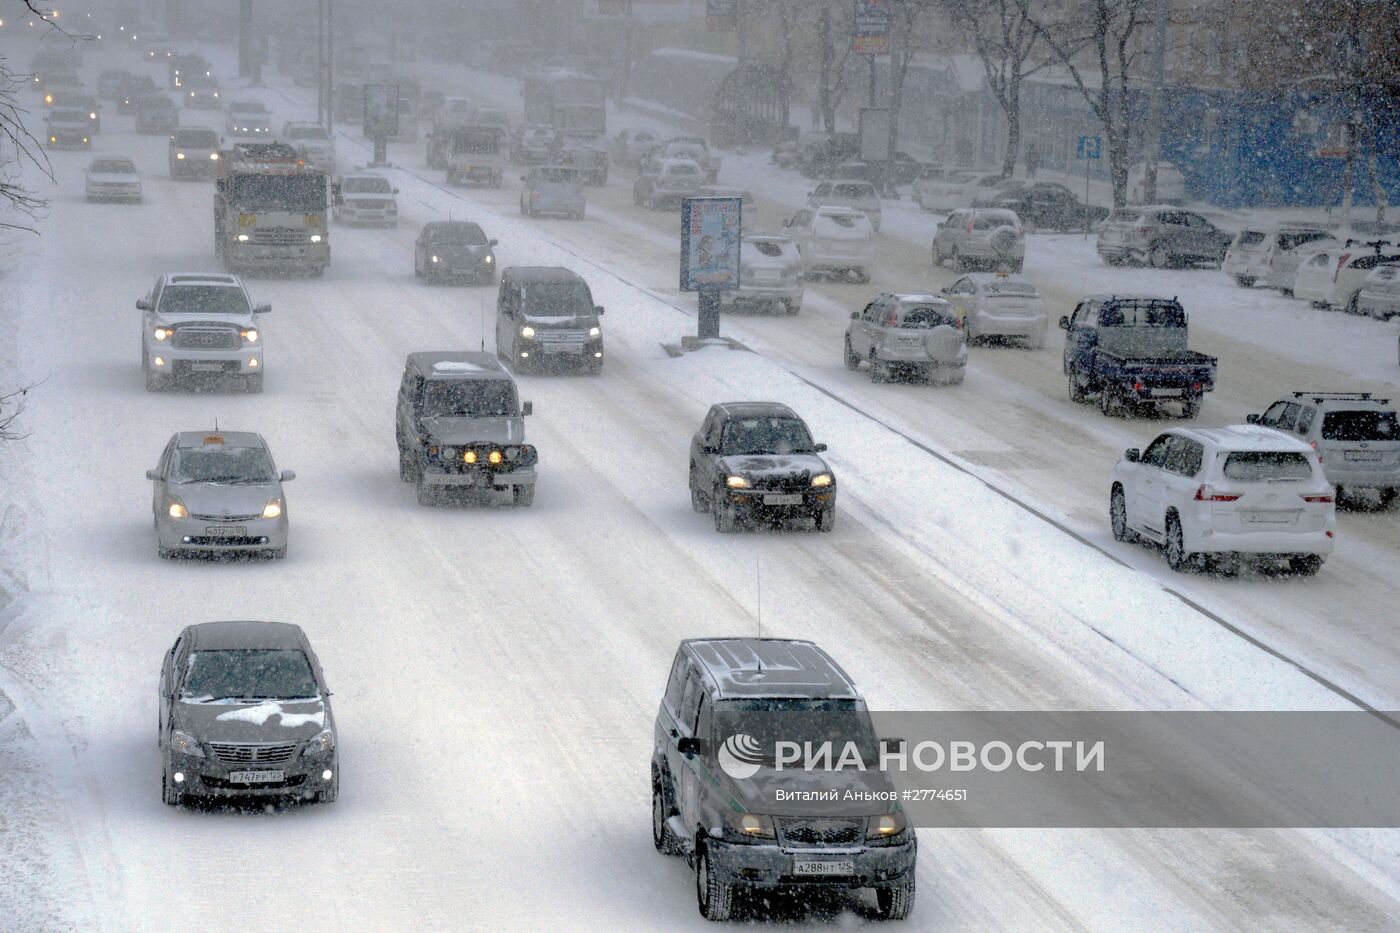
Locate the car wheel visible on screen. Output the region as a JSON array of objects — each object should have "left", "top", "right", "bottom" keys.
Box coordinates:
[
  {"left": 271, "top": 546, "right": 287, "bottom": 560},
  {"left": 1181, "top": 398, "right": 1200, "bottom": 419},
  {"left": 713, "top": 491, "right": 737, "bottom": 533},
  {"left": 415, "top": 480, "right": 437, "bottom": 507},
  {"left": 945, "top": 365, "right": 966, "bottom": 385},
  {"left": 1380, "top": 488, "right": 1397, "bottom": 510},
  {"left": 1289, "top": 555, "right": 1324, "bottom": 576},
  {"left": 786, "top": 301, "right": 801, "bottom": 315},
  {"left": 245, "top": 374, "right": 263, "bottom": 394},
  {"left": 870, "top": 355, "right": 888, "bottom": 383},
  {"left": 161, "top": 763, "right": 182, "bottom": 806},
  {"left": 512, "top": 484, "right": 535, "bottom": 507},
  {"left": 1164, "top": 513, "right": 1192, "bottom": 572},
  {"left": 1235, "top": 276, "right": 1255, "bottom": 288},
  {"left": 145, "top": 369, "right": 167, "bottom": 392},
  {"left": 843, "top": 339, "right": 861, "bottom": 371},
  {"left": 1099, "top": 386, "right": 1119, "bottom": 416},
  {"left": 952, "top": 248, "right": 967, "bottom": 272},
  {"left": 877, "top": 878, "right": 916, "bottom": 921},
  {"left": 690, "top": 473, "right": 710, "bottom": 513},
  {"left": 157, "top": 546, "right": 174, "bottom": 560},
  {"left": 695, "top": 846, "right": 734, "bottom": 921},
  {"left": 1068, "top": 373, "right": 1088, "bottom": 404},
  {"left": 315, "top": 778, "right": 339, "bottom": 804},
  {"left": 1149, "top": 243, "right": 1171, "bottom": 268},
  {"left": 815, "top": 506, "right": 836, "bottom": 533},
  {"left": 652, "top": 777, "right": 680, "bottom": 855},
  {"left": 932, "top": 241, "right": 944, "bottom": 266},
  {"left": 1345, "top": 291, "right": 1361, "bottom": 315},
  {"left": 1110, "top": 486, "right": 1136, "bottom": 543}
]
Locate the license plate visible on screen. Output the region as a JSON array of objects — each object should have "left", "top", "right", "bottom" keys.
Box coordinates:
[
  {"left": 793, "top": 859, "right": 854, "bottom": 876},
  {"left": 1344, "top": 451, "right": 1382, "bottom": 462},
  {"left": 205, "top": 525, "right": 247, "bottom": 536},
  {"left": 190, "top": 362, "right": 224, "bottom": 372},
  {"left": 1150, "top": 388, "right": 1182, "bottom": 397},
  {"left": 550, "top": 345, "right": 584, "bottom": 355},
  {"left": 1243, "top": 511, "right": 1292, "bottom": 525},
  {"left": 228, "top": 770, "right": 284, "bottom": 783},
  {"left": 765, "top": 494, "right": 803, "bottom": 506}
]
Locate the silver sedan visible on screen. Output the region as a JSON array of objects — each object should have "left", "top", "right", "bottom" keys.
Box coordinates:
[{"left": 147, "top": 430, "right": 294, "bottom": 560}]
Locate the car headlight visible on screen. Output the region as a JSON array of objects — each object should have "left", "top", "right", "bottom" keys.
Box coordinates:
[
  {"left": 811, "top": 473, "right": 834, "bottom": 488},
  {"left": 488, "top": 449, "right": 502, "bottom": 465},
  {"left": 153, "top": 327, "right": 171, "bottom": 341},
  {"left": 49, "top": 135, "right": 57, "bottom": 144},
  {"left": 483, "top": 254, "right": 493, "bottom": 264},
  {"left": 237, "top": 233, "right": 250, "bottom": 242},
  {"left": 520, "top": 326, "right": 535, "bottom": 338},
  {"left": 240, "top": 328, "right": 258, "bottom": 344},
  {"left": 302, "top": 729, "right": 335, "bottom": 756},
  {"left": 261, "top": 499, "right": 282, "bottom": 519},
  {"left": 866, "top": 811, "right": 909, "bottom": 843},
  {"left": 309, "top": 234, "right": 323, "bottom": 243},
  {"left": 430, "top": 255, "right": 440, "bottom": 263},
  {"left": 463, "top": 450, "right": 478, "bottom": 464},
  {"left": 724, "top": 811, "right": 775, "bottom": 841},
  {"left": 209, "top": 152, "right": 219, "bottom": 160},
  {"left": 171, "top": 730, "right": 205, "bottom": 758},
  {"left": 726, "top": 475, "right": 750, "bottom": 489},
  {"left": 588, "top": 326, "right": 600, "bottom": 337},
  {"left": 175, "top": 151, "right": 185, "bottom": 159},
  {"left": 167, "top": 499, "right": 188, "bottom": 519},
  {"left": 89, "top": 111, "right": 96, "bottom": 119}
]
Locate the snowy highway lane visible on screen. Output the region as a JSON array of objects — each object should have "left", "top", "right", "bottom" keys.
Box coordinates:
[{"left": 2, "top": 46, "right": 1400, "bottom": 932}]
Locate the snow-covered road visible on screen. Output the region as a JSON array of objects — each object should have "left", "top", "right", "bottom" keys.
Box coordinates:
[{"left": 2, "top": 39, "right": 1399, "bottom": 932}]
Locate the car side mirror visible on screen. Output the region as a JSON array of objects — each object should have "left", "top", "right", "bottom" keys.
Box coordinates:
[
  {"left": 520, "top": 175, "right": 527, "bottom": 182},
  {"left": 677, "top": 736, "right": 702, "bottom": 757},
  {"left": 254, "top": 303, "right": 271, "bottom": 314},
  {"left": 280, "top": 470, "right": 297, "bottom": 481},
  {"left": 522, "top": 401, "right": 533, "bottom": 416},
  {"left": 814, "top": 442, "right": 828, "bottom": 452},
  {"left": 594, "top": 305, "right": 604, "bottom": 315},
  {"left": 1058, "top": 315, "right": 1070, "bottom": 330},
  {"left": 392, "top": 187, "right": 400, "bottom": 194},
  {"left": 136, "top": 298, "right": 151, "bottom": 310},
  {"left": 145, "top": 469, "right": 160, "bottom": 481},
  {"left": 488, "top": 238, "right": 498, "bottom": 247},
  {"left": 1124, "top": 448, "right": 1140, "bottom": 463},
  {"left": 1245, "top": 413, "right": 1260, "bottom": 424}
]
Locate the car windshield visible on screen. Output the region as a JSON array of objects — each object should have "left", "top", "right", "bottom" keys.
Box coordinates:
[
  {"left": 721, "top": 417, "right": 815, "bottom": 455},
  {"left": 52, "top": 109, "right": 88, "bottom": 121},
  {"left": 717, "top": 699, "right": 877, "bottom": 763},
  {"left": 422, "top": 380, "right": 518, "bottom": 418},
  {"left": 1278, "top": 230, "right": 1331, "bottom": 251},
  {"left": 175, "top": 130, "right": 218, "bottom": 147},
  {"left": 232, "top": 102, "right": 267, "bottom": 114},
  {"left": 287, "top": 126, "right": 328, "bottom": 140},
  {"left": 984, "top": 280, "right": 1038, "bottom": 297},
  {"left": 974, "top": 212, "right": 1018, "bottom": 230},
  {"left": 535, "top": 168, "right": 579, "bottom": 183},
  {"left": 521, "top": 280, "right": 591, "bottom": 315},
  {"left": 1221, "top": 451, "right": 1313, "bottom": 482},
  {"left": 747, "top": 239, "right": 786, "bottom": 258},
  {"left": 833, "top": 184, "right": 874, "bottom": 198},
  {"left": 229, "top": 174, "right": 325, "bottom": 211},
  {"left": 899, "top": 306, "right": 959, "bottom": 329},
  {"left": 428, "top": 224, "right": 486, "bottom": 245},
  {"left": 182, "top": 649, "right": 318, "bottom": 702},
  {"left": 1237, "top": 231, "right": 1267, "bottom": 246},
  {"left": 1321, "top": 410, "right": 1398, "bottom": 442},
  {"left": 91, "top": 160, "right": 135, "bottom": 174},
  {"left": 664, "top": 164, "right": 699, "bottom": 177},
  {"left": 171, "top": 444, "right": 278, "bottom": 484},
  {"left": 344, "top": 176, "right": 391, "bottom": 193},
  {"left": 159, "top": 285, "right": 250, "bottom": 316},
  {"left": 818, "top": 213, "right": 861, "bottom": 229},
  {"left": 1106, "top": 210, "right": 1141, "bottom": 223},
  {"left": 1100, "top": 301, "right": 1185, "bottom": 327}
]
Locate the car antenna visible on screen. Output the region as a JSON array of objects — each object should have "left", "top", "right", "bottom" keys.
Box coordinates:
[
  {"left": 479, "top": 295, "right": 486, "bottom": 352},
  {"left": 214, "top": 417, "right": 219, "bottom": 432},
  {"left": 756, "top": 559, "right": 762, "bottom": 639}
]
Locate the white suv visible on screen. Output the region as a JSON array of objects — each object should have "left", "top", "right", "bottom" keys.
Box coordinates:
[
  {"left": 138, "top": 273, "right": 270, "bottom": 392},
  {"left": 1248, "top": 392, "right": 1399, "bottom": 508},
  {"left": 1109, "top": 426, "right": 1336, "bottom": 575}
]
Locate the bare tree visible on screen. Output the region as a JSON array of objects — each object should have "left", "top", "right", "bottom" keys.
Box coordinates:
[
  {"left": 815, "top": 0, "right": 856, "bottom": 133},
  {"left": 0, "top": 382, "right": 39, "bottom": 440},
  {"left": 882, "top": 0, "right": 931, "bottom": 184},
  {"left": 946, "top": 0, "right": 1055, "bottom": 179},
  {"left": 1020, "top": 0, "right": 1149, "bottom": 207},
  {"left": 1, "top": 0, "right": 67, "bottom": 230}
]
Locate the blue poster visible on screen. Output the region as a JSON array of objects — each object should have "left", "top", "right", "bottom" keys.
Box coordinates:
[{"left": 680, "top": 197, "right": 742, "bottom": 291}]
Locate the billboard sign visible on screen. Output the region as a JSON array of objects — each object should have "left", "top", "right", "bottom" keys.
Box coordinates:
[
  {"left": 680, "top": 197, "right": 742, "bottom": 291},
  {"left": 853, "top": 0, "right": 891, "bottom": 55},
  {"left": 363, "top": 84, "right": 400, "bottom": 139}
]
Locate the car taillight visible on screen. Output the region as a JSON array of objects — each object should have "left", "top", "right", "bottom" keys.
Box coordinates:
[
  {"left": 1136, "top": 226, "right": 1153, "bottom": 235},
  {"left": 1309, "top": 439, "right": 1323, "bottom": 463},
  {"left": 1191, "top": 381, "right": 1202, "bottom": 392},
  {"left": 1335, "top": 253, "right": 1350, "bottom": 280},
  {"left": 1302, "top": 494, "right": 1334, "bottom": 503},
  {"left": 1194, "top": 484, "right": 1241, "bottom": 502},
  {"left": 1132, "top": 381, "right": 1145, "bottom": 392}
]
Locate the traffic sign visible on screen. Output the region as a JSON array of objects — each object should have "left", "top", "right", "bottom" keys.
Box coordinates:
[{"left": 1077, "top": 135, "right": 1102, "bottom": 160}]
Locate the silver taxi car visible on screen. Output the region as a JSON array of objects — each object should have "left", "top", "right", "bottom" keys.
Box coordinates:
[{"left": 147, "top": 430, "right": 295, "bottom": 559}]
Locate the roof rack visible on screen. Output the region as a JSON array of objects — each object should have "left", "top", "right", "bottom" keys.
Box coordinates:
[{"left": 1291, "top": 391, "right": 1391, "bottom": 404}]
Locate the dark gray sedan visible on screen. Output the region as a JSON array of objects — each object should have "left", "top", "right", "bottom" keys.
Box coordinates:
[
  {"left": 414, "top": 221, "right": 498, "bottom": 284},
  {"left": 147, "top": 430, "right": 294, "bottom": 560},
  {"left": 159, "top": 621, "right": 338, "bottom": 806}
]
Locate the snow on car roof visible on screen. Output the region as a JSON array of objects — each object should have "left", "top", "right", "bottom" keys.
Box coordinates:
[
  {"left": 682, "top": 638, "right": 860, "bottom": 700},
  {"left": 1177, "top": 425, "right": 1315, "bottom": 452},
  {"left": 409, "top": 351, "right": 507, "bottom": 379},
  {"left": 174, "top": 430, "right": 264, "bottom": 449},
  {"left": 164, "top": 272, "right": 241, "bottom": 286}
]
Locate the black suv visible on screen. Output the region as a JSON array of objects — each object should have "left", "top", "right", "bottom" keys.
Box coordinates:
[
  {"left": 159, "top": 621, "right": 338, "bottom": 806},
  {"left": 652, "top": 638, "right": 916, "bottom": 921},
  {"left": 689, "top": 402, "right": 837, "bottom": 532},
  {"left": 395, "top": 351, "right": 537, "bottom": 506}
]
